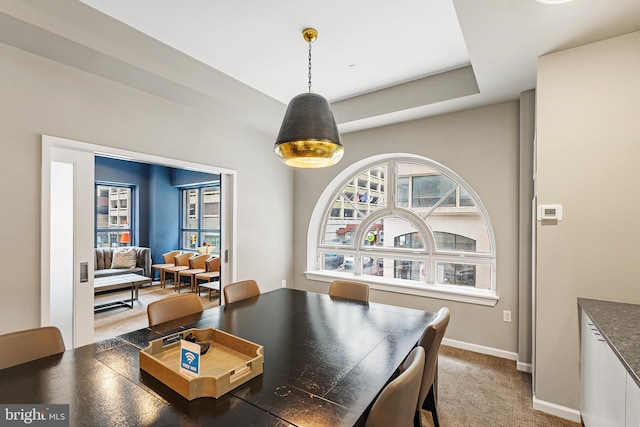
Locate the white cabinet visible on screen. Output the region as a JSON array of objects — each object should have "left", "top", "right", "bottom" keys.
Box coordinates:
[
  {"left": 581, "top": 309, "right": 626, "bottom": 427},
  {"left": 627, "top": 373, "right": 640, "bottom": 427}
]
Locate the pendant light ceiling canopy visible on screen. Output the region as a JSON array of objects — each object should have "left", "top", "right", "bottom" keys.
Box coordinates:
[{"left": 274, "top": 28, "right": 344, "bottom": 168}]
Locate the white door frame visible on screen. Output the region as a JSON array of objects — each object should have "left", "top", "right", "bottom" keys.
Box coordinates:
[{"left": 41, "top": 135, "right": 237, "bottom": 344}]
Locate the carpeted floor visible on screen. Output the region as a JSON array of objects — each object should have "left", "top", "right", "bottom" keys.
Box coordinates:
[
  {"left": 94, "top": 289, "right": 581, "bottom": 426},
  {"left": 421, "top": 345, "right": 582, "bottom": 427},
  {"left": 93, "top": 283, "right": 220, "bottom": 342}
]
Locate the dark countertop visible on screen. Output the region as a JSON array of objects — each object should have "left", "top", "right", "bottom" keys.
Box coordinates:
[{"left": 578, "top": 298, "right": 640, "bottom": 388}]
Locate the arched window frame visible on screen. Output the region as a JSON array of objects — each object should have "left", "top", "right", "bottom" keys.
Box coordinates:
[{"left": 306, "top": 153, "right": 499, "bottom": 306}]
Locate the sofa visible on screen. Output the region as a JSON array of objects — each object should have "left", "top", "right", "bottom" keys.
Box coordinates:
[{"left": 94, "top": 247, "right": 151, "bottom": 278}]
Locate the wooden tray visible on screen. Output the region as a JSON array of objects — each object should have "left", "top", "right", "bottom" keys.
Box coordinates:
[{"left": 140, "top": 328, "right": 264, "bottom": 400}]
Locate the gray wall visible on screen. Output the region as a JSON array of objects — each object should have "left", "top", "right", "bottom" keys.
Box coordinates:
[
  {"left": 292, "top": 102, "right": 521, "bottom": 354},
  {"left": 0, "top": 40, "right": 293, "bottom": 335},
  {"left": 536, "top": 31, "right": 640, "bottom": 410}
]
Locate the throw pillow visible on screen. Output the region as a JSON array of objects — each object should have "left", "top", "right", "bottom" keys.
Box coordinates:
[{"left": 111, "top": 248, "right": 137, "bottom": 269}]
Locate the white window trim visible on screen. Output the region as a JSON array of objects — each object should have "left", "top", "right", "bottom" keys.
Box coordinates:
[{"left": 305, "top": 153, "right": 499, "bottom": 307}]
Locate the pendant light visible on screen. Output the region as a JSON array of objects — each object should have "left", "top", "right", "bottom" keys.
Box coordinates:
[{"left": 274, "top": 28, "right": 344, "bottom": 168}]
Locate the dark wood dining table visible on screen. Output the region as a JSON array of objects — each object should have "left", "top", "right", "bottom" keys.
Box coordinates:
[{"left": 0, "top": 288, "right": 435, "bottom": 426}]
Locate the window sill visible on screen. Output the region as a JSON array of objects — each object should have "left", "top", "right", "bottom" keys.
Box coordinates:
[{"left": 304, "top": 270, "right": 499, "bottom": 307}]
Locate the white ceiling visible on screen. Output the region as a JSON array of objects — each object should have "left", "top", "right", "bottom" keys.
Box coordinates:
[{"left": 76, "top": 0, "right": 640, "bottom": 132}]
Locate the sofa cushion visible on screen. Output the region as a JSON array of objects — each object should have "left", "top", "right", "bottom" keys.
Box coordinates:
[{"left": 111, "top": 248, "right": 137, "bottom": 269}]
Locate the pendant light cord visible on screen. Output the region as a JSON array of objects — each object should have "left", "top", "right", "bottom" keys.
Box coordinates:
[{"left": 308, "top": 40, "right": 313, "bottom": 93}]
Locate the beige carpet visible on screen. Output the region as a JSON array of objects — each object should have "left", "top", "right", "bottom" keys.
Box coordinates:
[
  {"left": 421, "top": 345, "right": 582, "bottom": 427},
  {"left": 93, "top": 283, "right": 220, "bottom": 342}
]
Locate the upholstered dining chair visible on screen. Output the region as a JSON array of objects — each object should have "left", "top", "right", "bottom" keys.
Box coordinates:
[
  {"left": 365, "top": 346, "right": 425, "bottom": 427},
  {"left": 151, "top": 250, "right": 181, "bottom": 287},
  {"left": 177, "top": 254, "right": 211, "bottom": 293},
  {"left": 223, "top": 280, "right": 260, "bottom": 304},
  {"left": 195, "top": 257, "right": 220, "bottom": 284},
  {"left": 0, "top": 326, "right": 65, "bottom": 370},
  {"left": 163, "top": 252, "right": 195, "bottom": 289},
  {"left": 409, "top": 307, "right": 450, "bottom": 427},
  {"left": 147, "top": 293, "right": 204, "bottom": 327},
  {"left": 328, "top": 280, "right": 370, "bottom": 302}
]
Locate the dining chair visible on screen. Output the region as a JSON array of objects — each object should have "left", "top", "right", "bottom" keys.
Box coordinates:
[
  {"left": 365, "top": 346, "right": 425, "bottom": 427},
  {"left": 163, "top": 252, "right": 195, "bottom": 290},
  {"left": 151, "top": 250, "right": 181, "bottom": 288},
  {"left": 0, "top": 326, "right": 65, "bottom": 370},
  {"left": 195, "top": 257, "right": 221, "bottom": 301},
  {"left": 195, "top": 257, "right": 221, "bottom": 284},
  {"left": 409, "top": 307, "right": 450, "bottom": 427},
  {"left": 146, "top": 293, "right": 204, "bottom": 327},
  {"left": 177, "top": 254, "right": 211, "bottom": 293},
  {"left": 223, "top": 280, "right": 260, "bottom": 304},
  {"left": 328, "top": 279, "right": 370, "bottom": 302}
]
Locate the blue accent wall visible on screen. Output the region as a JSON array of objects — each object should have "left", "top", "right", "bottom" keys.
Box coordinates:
[
  {"left": 95, "top": 156, "right": 220, "bottom": 278},
  {"left": 149, "top": 164, "right": 180, "bottom": 271}
]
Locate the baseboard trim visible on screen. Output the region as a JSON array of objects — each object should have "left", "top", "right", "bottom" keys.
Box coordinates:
[
  {"left": 442, "top": 338, "right": 518, "bottom": 361},
  {"left": 517, "top": 361, "right": 532, "bottom": 373},
  {"left": 532, "top": 396, "right": 582, "bottom": 422}
]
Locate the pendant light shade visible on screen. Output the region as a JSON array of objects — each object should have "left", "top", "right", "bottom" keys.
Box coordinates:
[
  {"left": 275, "top": 92, "right": 343, "bottom": 168},
  {"left": 274, "top": 28, "right": 343, "bottom": 168}
]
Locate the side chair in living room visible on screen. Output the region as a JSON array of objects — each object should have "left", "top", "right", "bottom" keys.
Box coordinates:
[
  {"left": 177, "top": 253, "right": 211, "bottom": 293},
  {"left": 163, "top": 252, "right": 194, "bottom": 290},
  {"left": 151, "top": 250, "right": 181, "bottom": 288}
]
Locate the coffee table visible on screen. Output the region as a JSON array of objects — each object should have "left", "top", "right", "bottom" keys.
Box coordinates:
[{"left": 94, "top": 273, "right": 152, "bottom": 312}]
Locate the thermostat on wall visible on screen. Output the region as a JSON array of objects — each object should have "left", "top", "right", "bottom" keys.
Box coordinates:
[{"left": 537, "top": 204, "right": 563, "bottom": 221}]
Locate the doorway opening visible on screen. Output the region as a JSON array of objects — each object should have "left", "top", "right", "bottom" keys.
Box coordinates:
[{"left": 41, "top": 135, "right": 237, "bottom": 348}]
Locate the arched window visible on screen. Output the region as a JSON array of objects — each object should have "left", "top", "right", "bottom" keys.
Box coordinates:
[{"left": 306, "top": 154, "right": 498, "bottom": 306}]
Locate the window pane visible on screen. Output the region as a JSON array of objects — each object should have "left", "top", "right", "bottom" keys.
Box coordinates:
[
  {"left": 183, "top": 189, "right": 199, "bottom": 229},
  {"left": 96, "top": 185, "right": 132, "bottom": 229},
  {"left": 435, "top": 262, "right": 491, "bottom": 289},
  {"left": 412, "top": 175, "right": 456, "bottom": 207},
  {"left": 96, "top": 231, "right": 130, "bottom": 248},
  {"left": 365, "top": 218, "right": 424, "bottom": 250},
  {"left": 459, "top": 187, "right": 475, "bottom": 207},
  {"left": 202, "top": 187, "right": 220, "bottom": 229},
  {"left": 201, "top": 232, "right": 220, "bottom": 253},
  {"left": 183, "top": 231, "right": 198, "bottom": 250},
  {"left": 397, "top": 177, "right": 409, "bottom": 207},
  {"left": 434, "top": 232, "right": 476, "bottom": 251},
  {"left": 96, "top": 184, "right": 132, "bottom": 246},
  {"left": 360, "top": 257, "right": 425, "bottom": 282},
  {"left": 426, "top": 214, "right": 491, "bottom": 254},
  {"left": 321, "top": 253, "right": 352, "bottom": 272},
  {"left": 322, "top": 164, "right": 387, "bottom": 246}
]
